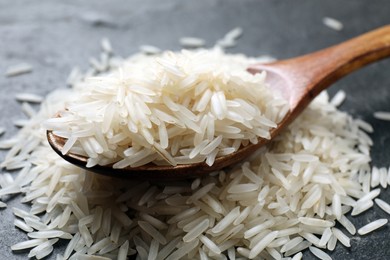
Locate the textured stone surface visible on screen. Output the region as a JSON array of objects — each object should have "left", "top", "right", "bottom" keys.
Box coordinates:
[{"left": 0, "top": 0, "right": 390, "bottom": 259}]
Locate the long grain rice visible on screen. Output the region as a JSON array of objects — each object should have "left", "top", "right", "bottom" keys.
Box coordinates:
[
  {"left": 15, "top": 93, "right": 44, "bottom": 103},
  {"left": 309, "top": 246, "right": 332, "bottom": 260},
  {"left": 43, "top": 48, "right": 286, "bottom": 168},
  {"left": 357, "top": 219, "right": 388, "bottom": 235},
  {"left": 180, "top": 37, "right": 206, "bottom": 48},
  {"left": 2, "top": 29, "right": 390, "bottom": 260},
  {"left": 375, "top": 198, "right": 390, "bottom": 215},
  {"left": 323, "top": 17, "right": 344, "bottom": 31},
  {"left": 332, "top": 228, "right": 350, "bottom": 247},
  {"left": 373, "top": 111, "right": 390, "bottom": 121},
  {"left": 5, "top": 63, "right": 33, "bottom": 77}
]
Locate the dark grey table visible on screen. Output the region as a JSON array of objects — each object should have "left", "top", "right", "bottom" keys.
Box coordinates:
[{"left": 1, "top": 0, "right": 390, "bottom": 259}]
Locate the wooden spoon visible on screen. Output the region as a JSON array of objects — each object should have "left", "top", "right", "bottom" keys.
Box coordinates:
[{"left": 47, "top": 25, "right": 390, "bottom": 180}]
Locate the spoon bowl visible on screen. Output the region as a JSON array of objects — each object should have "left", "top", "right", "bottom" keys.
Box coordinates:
[
  {"left": 47, "top": 129, "right": 272, "bottom": 180},
  {"left": 47, "top": 25, "right": 390, "bottom": 180}
]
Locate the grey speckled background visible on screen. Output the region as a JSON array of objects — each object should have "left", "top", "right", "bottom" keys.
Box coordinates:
[{"left": 1, "top": 0, "right": 390, "bottom": 259}]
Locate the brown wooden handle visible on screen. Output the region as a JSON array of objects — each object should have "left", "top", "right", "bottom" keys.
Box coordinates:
[
  {"left": 255, "top": 25, "right": 390, "bottom": 109},
  {"left": 295, "top": 25, "right": 390, "bottom": 95}
]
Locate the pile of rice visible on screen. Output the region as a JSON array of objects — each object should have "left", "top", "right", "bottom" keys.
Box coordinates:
[
  {"left": 1, "top": 32, "right": 390, "bottom": 260},
  {"left": 44, "top": 49, "right": 288, "bottom": 168}
]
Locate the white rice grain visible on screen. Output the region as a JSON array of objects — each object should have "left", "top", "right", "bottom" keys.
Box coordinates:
[
  {"left": 199, "top": 235, "right": 221, "bottom": 254},
  {"left": 330, "top": 90, "right": 346, "bottom": 107},
  {"left": 299, "top": 217, "right": 334, "bottom": 228},
  {"left": 2, "top": 29, "right": 390, "bottom": 260},
  {"left": 179, "top": 37, "right": 205, "bottom": 48},
  {"left": 211, "top": 206, "right": 240, "bottom": 234},
  {"left": 291, "top": 252, "right": 303, "bottom": 260},
  {"left": 224, "top": 27, "right": 243, "bottom": 41},
  {"left": 332, "top": 228, "right": 350, "bottom": 247},
  {"left": 338, "top": 215, "right": 356, "bottom": 235},
  {"left": 187, "top": 183, "right": 215, "bottom": 204},
  {"left": 11, "top": 239, "right": 46, "bottom": 251},
  {"left": 249, "top": 231, "right": 278, "bottom": 259},
  {"left": 183, "top": 218, "right": 209, "bottom": 242},
  {"left": 5, "top": 63, "right": 33, "bottom": 77},
  {"left": 101, "top": 38, "right": 112, "bottom": 53},
  {"left": 323, "top": 17, "right": 343, "bottom": 31},
  {"left": 15, "top": 93, "right": 44, "bottom": 103},
  {"left": 281, "top": 237, "right": 303, "bottom": 253},
  {"left": 375, "top": 198, "right": 390, "bottom": 215},
  {"left": 309, "top": 246, "right": 332, "bottom": 260},
  {"left": 351, "top": 199, "right": 374, "bottom": 216},
  {"left": 156, "top": 237, "right": 181, "bottom": 260},
  {"left": 380, "top": 167, "right": 388, "bottom": 188},
  {"left": 318, "top": 227, "right": 332, "bottom": 247},
  {"left": 14, "top": 219, "right": 34, "bottom": 232},
  {"left": 138, "top": 221, "right": 167, "bottom": 245},
  {"left": 358, "top": 219, "right": 388, "bottom": 235},
  {"left": 373, "top": 111, "right": 390, "bottom": 121},
  {"left": 140, "top": 45, "right": 161, "bottom": 55},
  {"left": 165, "top": 239, "right": 199, "bottom": 260},
  {"left": 35, "top": 244, "right": 54, "bottom": 259}
]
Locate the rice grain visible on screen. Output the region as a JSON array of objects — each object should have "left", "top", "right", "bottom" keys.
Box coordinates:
[{"left": 358, "top": 219, "right": 388, "bottom": 235}]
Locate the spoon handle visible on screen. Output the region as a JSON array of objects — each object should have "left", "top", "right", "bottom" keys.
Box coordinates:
[{"left": 253, "top": 25, "right": 390, "bottom": 110}]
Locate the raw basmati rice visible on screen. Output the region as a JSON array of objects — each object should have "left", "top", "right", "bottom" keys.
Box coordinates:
[
  {"left": 183, "top": 218, "right": 209, "bottom": 242},
  {"left": 140, "top": 45, "right": 161, "bottom": 55},
  {"left": 323, "top": 17, "right": 344, "bottom": 31},
  {"left": 375, "top": 198, "right": 390, "bottom": 215},
  {"left": 285, "top": 240, "right": 311, "bottom": 256},
  {"left": 291, "top": 252, "right": 303, "bottom": 260},
  {"left": 199, "top": 235, "right": 221, "bottom": 254},
  {"left": 147, "top": 239, "right": 159, "bottom": 260},
  {"left": 101, "top": 38, "right": 112, "bottom": 54},
  {"left": 330, "top": 90, "right": 346, "bottom": 106},
  {"left": 281, "top": 237, "right": 303, "bottom": 253},
  {"left": 28, "top": 239, "right": 58, "bottom": 257},
  {"left": 351, "top": 199, "right": 374, "bottom": 216},
  {"left": 44, "top": 47, "right": 288, "bottom": 169},
  {"left": 318, "top": 228, "right": 332, "bottom": 247},
  {"left": 2, "top": 29, "right": 390, "bottom": 260},
  {"left": 372, "top": 166, "right": 381, "bottom": 187},
  {"left": 338, "top": 215, "right": 356, "bottom": 235},
  {"left": 298, "top": 217, "right": 334, "bottom": 227},
  {"left": 309, "top": 246, "right": 332, "bottom": 260},
  {"left": 373, "top": 111, "right": 390, "bottom": 121},
  {"left": 5, "top": 63, "right": 33, "bottom": 77},
  {"left": 14, "top": 219, "right": 34, "bottom": 232},
  {"left": 11, "top": 239, "right": 47, "bottom": 251},
  {"left": 33, "top": 247, "right": 54, "bottom": 259},
  {"left": 27, "top": 230, "right": 71, "bottom": 239},
  {"left": 64, "top": 233, "right": 81, "bottom": 258},
  {"left": 15, "top": 93, "right": 44, "bottom": 103},
  {"left": 327, "top": 234, "right": 337, "bottom": 251},
  {"left": 332, "top": 228, "right": 351, "bottom": 247},
  {"left": 357, "top": 219, "right": 388, "bottom": 235},
  {"left": 215, "top": 27, "right": 243, "bottom": 49},
  {"left": 138, "top": 221, "right": 167, "bottom": 245},
  {"left": 224, "top": 27, "right": 243, "bottom": 41},
  {"left": 77, "top": 255, "right": 111, "bottom": 260},
  {"left": 165, "top": 239, "right": 199, "bottom": 260},
  {"left": 249, "top": 231, "right": 278, "bottom": 259},
  {"left": 179, "top": 37, "right": 206, "bottom": 48}
]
